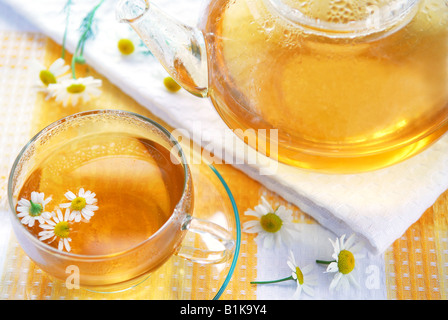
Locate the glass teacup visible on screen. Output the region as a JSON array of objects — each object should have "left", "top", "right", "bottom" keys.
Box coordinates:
[{"left": 7, "top": 109, "right": 235, "bottom": 292}]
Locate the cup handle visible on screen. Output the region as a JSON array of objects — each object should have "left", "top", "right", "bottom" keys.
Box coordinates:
[{"left": 176, "top": 215, "right": 235, "bottom": 264}]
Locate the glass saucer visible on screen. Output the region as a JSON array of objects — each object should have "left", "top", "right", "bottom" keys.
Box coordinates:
[{"left": 1, "top": 161, "right": 241, "bottom": 300}]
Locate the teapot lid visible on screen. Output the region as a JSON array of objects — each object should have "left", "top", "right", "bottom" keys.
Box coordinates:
[{"left": 267, "top": 0, "right": 420, "bottom": 37}]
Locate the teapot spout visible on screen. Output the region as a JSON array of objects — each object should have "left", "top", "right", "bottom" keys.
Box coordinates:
[{"left": 116, "top": 0, "right": 209, "bottom": 97}]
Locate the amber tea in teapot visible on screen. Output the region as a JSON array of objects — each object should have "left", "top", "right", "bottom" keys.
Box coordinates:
[{"left": 118, "top": 0, "right": 448, "bottom": 173}]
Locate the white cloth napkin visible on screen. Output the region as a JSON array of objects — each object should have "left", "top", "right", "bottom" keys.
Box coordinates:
[{"left": 2, "top": 0, "right": 448, "bottom": 254}]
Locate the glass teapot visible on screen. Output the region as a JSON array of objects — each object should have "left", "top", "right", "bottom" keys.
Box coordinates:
[{"left": 116, "top": 0, "right": 448, "bottom": 173}]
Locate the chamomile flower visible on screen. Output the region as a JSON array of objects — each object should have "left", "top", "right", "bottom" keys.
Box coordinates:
[
  {"left": 60, "top": 188, "right": 98, "bottom": 222},
  {"left": 317, "top": 234, "right": 365, "bottom": 292},
  {"left": 16, "top": 191, "right": 52, "bottom": 227},
  {"left": 242, "top": 196, "right": 299, "bottom": 249},
  {"left": 250, "top": 250, "right": 316, "bottom": 299},
  {"left": 163, "top": 76, "right": 181, "bottom": 92},
  {"left": 39, "top": 208, "right": 72, "bottom": 252},
  {"left": 29, "top": 58, "right": 70, "bottom": 97},
  {"left": 287, "top": 250, "right": 316, "bottom": 298},
  {"left": 48, "top": 76, "right": 102, "bottom": 107},
  {"left": 105, "top": 24, "right": 151, "bottom": 62}
]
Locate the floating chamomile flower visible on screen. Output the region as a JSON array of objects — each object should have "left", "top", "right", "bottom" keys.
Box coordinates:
[
  {"left": 317, "top": 234, "right": 365, "bottom": 292},
  {"left": 48, "top": 76, "right": 102, "bottom": 107},
  {"left": 60, "top": 188, "right": 98, "bottom": 222},
  {"left": 242, "top": 196, "right": 299, "bottom": 249},
  {"left": 250, "top": 250, "right": 316, "bottom": 299},
  {"left": 16, "top": 191, "right": 52, "bottom": 227},
  {"left": 39, "top": 208, "right": 72, "bottom": 252},
  {"left": 29, "top": 58, "right": 70, "bottom": 98}
]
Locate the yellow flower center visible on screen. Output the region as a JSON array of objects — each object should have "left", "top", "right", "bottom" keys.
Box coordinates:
[
  {"left": 295, "top": 266, "right": 304, "bottom": 285},
  {"left": 66, "top": 83, "right": 86, "bottom": 94},
  {"left": 260, "top": 212, "right": 283, "bottom": 233},
  {"left": 338, "top": 249, "right": 355, "bottom": 274},
  {"left": 71, "top": 197, "right": 86, "bottom": 211},
  {"left": 39, "top": 70, "right": 57, "bottom": 86},
  {"left": 163, "top": 77, "right": 181, "bottom": 92},
  {"left": 117, "top": 38, "right": 135, "bottom": 55},
  {"left": 54, "top": 221, "right": 70, "bottom": 238}
]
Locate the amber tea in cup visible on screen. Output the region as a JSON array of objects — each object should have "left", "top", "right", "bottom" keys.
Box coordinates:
[{"left": 8, "top": 110, "right": 235, "bottom": 292}]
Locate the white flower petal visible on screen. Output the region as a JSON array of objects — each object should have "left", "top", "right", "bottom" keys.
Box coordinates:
[
  {"left": 69, "top": 210, "right": 81, "bottom": 221},
  {"left": 347, "top": 273, "right": 360, "bottom": 288},
  {"left": 242, "top": 220, "right": 261, "bottom": 230},
  {"left": 81, "top": 209, "right": 94, "bottom": 219},
  {"left": 63, "top": 208, "right": 71, "bottom": 221},
  {"left": 243, "top": 209, "right": 263, "bottom": 218},
  {"left": 41, "top": 211, "right": 51, "bottom": 219},
  {"left": 302, "top": 284, "right": 315, "bottom": 297},
  {"left": 58, "top": 239, "right": 64, "bottom": 251},
  {"left": 39, "top": 233, "right": 54, "bottom": 241},
  {"left": 71, "top": 93, "right": 80, "bottom": 106},
  {"left": 49, "top": 58, "right": 70, "bottom": 76},
  {"left": 83, "top": 190, "right": 91, "bottom": 198},
  {"left": 331, "top": 252, "right": 339, "bottom": 261},
  {"left": 349, "top": 241, "right": 365, "bottom": 254},
  {"left": 254, "top": 204, "right": 270, "bottom": 216},
  {"left": 30, "top": 192, "right": 39, "bottom": 203},
  {"left": 72, "top": 213, "right": 82, "bottom": 222},
  {"left": 287, "top": 260, "right": 296, "bottom": 273},
  {"left": 64, "top": 238, "right": 71, "bottom": 252},
  {"left": 329, "top": 237, "right": 340, "bottom": 254},
  {"left": 329, "top": 272, "right": 342, "bottom": 292},
  {"left": 262, "top": 234, "right": 275, "bottom": 249},
  {"left": 40, "top": 224, "right": 56, "bottom": 230},
  {"left": 65, "top": 191, "right": 76, "bottom": 201},
  {"left": 17, "top": 212, "right": 27, "bottom": 218},
  {"left": 36, "top": 216, "right": 45, "bottom": 224},
  {"left": 344, "top": 234, "right": 356, "bottom": 250},
  {"left": 87, "top": 87, "right": 102, "bottom": 96},
  {"left": 85, "top": 204, "right": 98, "bottom": 211},
  {"left": 292, "top": 284, "right": 302, "bottom": 299},
  {"left": 301, "top": 264, "right": 314, "bottom": 274},
  {"left": 43, "top": 196, "right": 52, "bottom": 206},
  {"left": 18, "top": 199, "right": 30, "bottom": 207},
  {"left": 56, "top": 209, "right": 63, "bottom": 222},
  {"left": 339, "top": 234, "right": 347, "bottom": 250},
  {"left": 260, "top": 196, "right": 274, "bottom": 212},
  {"left": 21, "top": 215, "right": 30, "bottom": 225},
  {"left": 326, "top": 262, "right": 339, "bottom": 273},
  {"left": 17, "top": 208, "right": 29, "bottom": 214}
]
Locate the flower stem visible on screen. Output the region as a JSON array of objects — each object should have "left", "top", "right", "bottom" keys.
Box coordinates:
[
  {"left": 71, "top": 53, "right": 77, "bottom": 79},
  {"left": 316, "top": 260, "right": 336, "bottom": 265},
  {"left": 250, "top": 275, "right": 293, "bottom": 285},
  {"left": 61, "top": 0, "right": 72, "bottom": 59},
  {"left": 71, "top": 0, "right": 105, "bottom": 79}
]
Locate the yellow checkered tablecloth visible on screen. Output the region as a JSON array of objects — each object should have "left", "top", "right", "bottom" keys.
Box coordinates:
[{"left": 0, "top": 31, "right": 448, "bottom": 300}]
